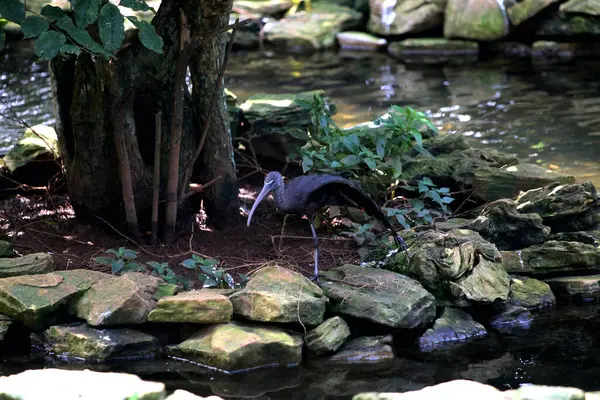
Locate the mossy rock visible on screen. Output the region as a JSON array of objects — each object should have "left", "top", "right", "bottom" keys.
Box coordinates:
[
  {"left": 418, "top": 307, "right": 487, "bottom": 350},
  {"left": 0, "top": 253, "right": 54, "bottom": 278},
  {"left": 507, "top": 0, "right": 562, "bottom": 26},
  {"left": 444, "top": 0, "right": 509, "bottom": 41},
  {"left": 536, "top": 11, "right": 600, "bottom": 36},
  {"left": 388, "top": 38, "right": 479, "bottom": 64},
  {"left": 560, "top": 0, "right": 600, "bottom": 16},
  {"left": 4, "top": 125, "right": 58, "bottom": 173},
  {"left": 368, "top": 0, "right": 445, "bottom": 36}
]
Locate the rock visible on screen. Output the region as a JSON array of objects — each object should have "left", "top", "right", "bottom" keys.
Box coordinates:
[
  {"left": 368, "top": 0, "right": 445, "bottom": 36},
  {"left": 418, "top": 308, "right": 487, "bottom": 350},
  {"left": 167, "top": 321, "right": 303, "bottom": 371},
  {"left": 0, "top": 315, "right": 12, "bottom": 342},
  {"left": 0, "top": 253, "right": 55, "bottom": 278},
  {"left": 507, "top": 0, "right": 561, "bottom": 26},
  {"left": 501, "top": 241, "right": 600, "bottom": 275},
  {"left": 531, "top": 41, "right": 600, "bottom": 61},
  {"left": 515, "top": 181, "right": 600, "bottom": 233},
  {"left": 0, "top": 269, "right": 110, "bottom": 330},
  {"left": 263, "top": 3, "right": 363, "bottom": 53},
  {"left": 387, "top": 39, "right": 479, "bottom": 64},
  {"left": 509, "top": 276, "right": 555, "bottom": 309},
  {"left": 234, "top": 0, "right": 294, "bottom": 16},
  {"left": 448, "top": 256, "right": 511, "bottom": 306},
  {"left": 550, "top": 231, "right": 600, "bottom": 246},
  {"left": 423, "top": 133, "right": 471, "bottom": 156},
  {"left": 228, "top": 12, "right": 261, "bottom": 49},
  {"left": 3, "top": 125, "right": 58, "bottom": 174},
  {"left": 320, "top": 264, "right": 435, "bottom": 329},
  {"left": 560, "top": 0, "right": 600, "bottom": 15},
  {"left": 488, "top": 41, "right": 532, "bottom": 58},
  {"left": 444, "top": 0, "right": 509, "bottom": 41},
  {"left": 536, "top": 12, "right": 600, "bottom": 36},
  {"left": 316, "top": 335, "right": 395, "bottom": 367},
  {"left": 506, "top": 385, "right": 585, "bottom": 400},
  {"left": 545, "top": 275, "right": 600, "bottom": 300},
  {"left": 229, "top": 264, "right": 326, "bottom": 325},
  {"left": 147, "top": 290, "right": 233, "bottom": 324},
  {"left": 353, "top": 379, "right": 509, "bottom": 400},
  {"left": 488, "top": 305, "right": 534, "bottom": 334},
  {"left": 0, "top": 240, "right": 13, "bottom": 257},
  {"left": 167, "top": 390, "right": 224, "bottom": 400},
  {"left": 72, "top": 272, "right": 164, "bottom": 326},
  {"left": 34, "top": 322, "right": 160, "bottom": 362},
  {"left": 336, "top": 31, "right": 387, "bottom": 51},
  {"left": 0, "top": 368, "right": 166, "bottom": 399},
  {"left": 304, "top": 316, "right": 351, "bottom": 355},
  {"left": 466, "top": 199, "right": 550, "bottom": 251}
]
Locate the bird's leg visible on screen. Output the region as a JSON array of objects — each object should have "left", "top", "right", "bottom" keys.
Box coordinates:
[{"left": 309, "top": 215, "right": 320, "bottom": 282}]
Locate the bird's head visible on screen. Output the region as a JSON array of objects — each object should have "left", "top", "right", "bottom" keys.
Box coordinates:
[{"left": 247, "top": 171, "right": 284, "bottom": 227}]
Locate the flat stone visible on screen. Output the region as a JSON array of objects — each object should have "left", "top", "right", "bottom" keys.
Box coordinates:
[
  {"left": 545, "top": 275, "right": 600, "bottom": 300},
  {"left": 0, "top": 369, "right": 165, "bottom": 400},
  {"left": 336, "top": 31, "right": 387, "bottom": 51},
  {"left": 0, "top": 253, "right": 55, "bottom": 278},
  {"left": 234, "top": 0, "right": 294, "bottom": 16},
  {"left": 353, "top": 379, "right": 509, "bottom": 400},
  {"left": 388, "top": 38, "right": 478, "bottom": 64},
  {"left": 166, "top": 390, "right": 224, "bottom": 400},
  {"left": 304, "top": 316, "right": 351, "bottom": 355},
  {"left": 418, "top": 308, "right": 487, "bottom": 350},
  {"left": 316, "top": 335, "right": 395, "bottom": 367},
  {"left": 488, "top": 305, "right": 534, "bottom": 335},
  {"left": 509, "top": 276, "right": 555, "bottom": 309},
  {"left": 506, "top": 385, "right": 585, "bottom": 400},
  {"left": 4, "top": 125, "right": 58, "bottom": 173},
  {"left": 167, "top": 321, "right": 303, "bottom": 372},
  {"left": 507, "top": 0, "right": 562, "bottom": 26},
  {"left": 560, "top": 0, "right": 600, "bottom": 15},
  {"left": 34, "top": 322, "right": 160, "bottom": 362},
  {"left": 147, "top": 290, "right": 233, "bottom": 324}
]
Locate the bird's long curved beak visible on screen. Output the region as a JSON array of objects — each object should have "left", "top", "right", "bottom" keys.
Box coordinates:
[{"left": 247, "top": 185, "right": 271, "bottom": 227}]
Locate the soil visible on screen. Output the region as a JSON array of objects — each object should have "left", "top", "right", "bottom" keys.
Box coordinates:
[{"left": 0, "top": 182, "right": 360, "bottom": 287}]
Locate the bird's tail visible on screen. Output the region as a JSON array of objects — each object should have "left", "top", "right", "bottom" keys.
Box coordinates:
[{"left": 392, "top": 234, "right": 409, "bottom": 252}]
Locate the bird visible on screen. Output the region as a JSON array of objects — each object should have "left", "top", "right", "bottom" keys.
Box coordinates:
[{"left": 246, "top": 171, "right": 408, "bottom": 281}]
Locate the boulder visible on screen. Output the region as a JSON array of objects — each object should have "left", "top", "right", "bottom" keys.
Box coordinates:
[
  {"left": 545, "top": 275, "right": 600, "bottom": 300},
  {"left": 33, "top": 322, "right": 160, "bottom": 362},
  {"left": 560, "top": 0, "right": 600, "bottom": 15},
  {"left": 509, "top": 275, "right": 555, "bottom": 309},
  {"left": 0, "top": 270, "right": 110, "bottom": 330},
  {"left": 229, "top": 265, "right": 326, "bottom": 326},
  {"left": 501, "top": 241, "right": 600, "bottom": 275},
  {"left": 336, "top": 31, "right": 387, "bottom": 51},
  {"left": 551, "top": 231, "right": 600, "bottom": 246},
  {"left": 3, "top": 125, "right": 58, "bottom": 174},
  {"left": 315, "top": 335, "right": 395, "bottom": 367},
  {"left": 531, "top": 41, "right": 600, "bottom": 61},
  {"left": 507, "top": 0, "right": 562, "bottom": 26},
  {"left": 0, "top": 369, "right": 166, "bottom": 400},
  {"left": 304, "top": 316, "right": 351, "bottom": 355},
  {"left": 167, "top": 390, "right": 224, "bottom": 400},
  {"left": 368, "top": 0, "right": 445, "bottom": 36},
  {"left": 444, "top": 0, "right": 509, "bottom": 41},
  {"left": 387, "top": 39, "right": 479, "bottom": 64},
  {"left": 167, "top": 321, "right": 303, "bottom": 371},
  {"left": 353, "top": 379, "right": 509, "bottom": 400},
  {"left": 0, "top": 253, "right": 55, "bottom": 278},
  {"left": 466, "top": 199, "right": 550, "bottom": 251},
  {"left": 147, "top": 290, "right": 233, "bottom": 324},
  {"left": 71, "top": 272, "right": 165, "bottom": 326},
  {"left": 536, "top": 11, "right": 600, "bottom": 36},
  {"left": 418, "top": 308, "right": 487, "bottom": 350},
  {"left": 448, "top": 256, "right": 511, "bottom": 306},
  {"left": 488, "top": 305, "right": 534, "bottom": 335},
  {"left": 515, "top": 181, "right": 600, "bottom": 233},
  {"left": 233, "top": 0, "right": 294, "bottom": 16},
  {"left": 320, "top": 264, "right": 436, "bottom": 329},
  {"left": 506, "top": 385, "right": 585, "bottom": 400},
  {"left": 0, "top": 314, "right": 12, "bottom": 342},
  {"left": 263, "top": 3, "right": 363, "bottom": 52}
]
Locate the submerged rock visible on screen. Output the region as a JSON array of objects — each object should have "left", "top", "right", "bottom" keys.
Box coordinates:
[
  {"left": 418, "top": 308, "right": 487, "bottom": 350},
  {"left": 34, "top": 323, "right": 160, "bottom": 362},
  {"left": 488, "top": 305, "right": 534, "bottom": 335},
  {"left": 388, "top": 39, "right": 479, "bottom": 64},
  {"left": 304, "top": 316, "right": 351, "bottom": 355},
  {"left": 167, "top": 321, "right": 303, "bottom": 371},
  {"left": 229, "top": 264, "right": 326, "bottom": 325},
  {"left": 0, "top": 368, "right": 166, "bottom": 400},
  {"left": 509, "top": 275, "right": 555, "bottom": 309},
  {"left": 147, "top": 290, "right": 233, "bottom": 324},
  {"left": 368, "top": 0, "right": 445, "bottom": 36},
  {"left": 444, "top": 0, "right": 509, "bottom": 41},
  {"left": 0, "top": 253, "right": 55, "bottom": 278},
  {"left": 466, "top": 199, "right": 550, "bottom": 251},
  {"left": 315, "top": 335, "right": 395, "bottom": 367},
  {"left": 507, "top": 0, "right": 562, "bottom": 26},
  {"left": 560, "top": 0, "right": 600, "bottom": 15},
  {"left": 72, "top": 272, "right": 164, "bottom": 326},
  {"left": 0, "top": 270, "right": 110, "bottom": 330},
  {"left": 545, "top": 275, "right": 600, "bottom": 300},
  {"left": 320, "top": 264, "right": 436, "bottom": 329},
  {"left": 336, "top": 31, "right": 387, "bottom": 51}
]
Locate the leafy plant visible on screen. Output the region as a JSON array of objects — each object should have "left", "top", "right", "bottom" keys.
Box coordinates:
[
  {"left": 146, "top": 261, "right": 193, "bottom": 290},
  {"left": 93, "top": 247, "right": 146, "bottom": 274},
  {"left": 181, "top": 254, "right": 248, "bottom": 289}
]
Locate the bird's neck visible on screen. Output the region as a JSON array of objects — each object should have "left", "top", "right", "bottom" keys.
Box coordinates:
[{"left": 272, "top": 182, "right": 286, "bottom": 210}]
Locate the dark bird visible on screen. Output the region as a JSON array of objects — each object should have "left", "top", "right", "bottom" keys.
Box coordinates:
[{"left": 246, "top": 171, "right": 408, "bottom": 281}]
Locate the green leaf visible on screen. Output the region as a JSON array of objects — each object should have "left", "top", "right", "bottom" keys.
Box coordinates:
[
  {"left": 93, "top": 256, "right": 115, "bottom": 265},
  {"left": 442, "top": 196, "right": 455, "bottom": 204},
  {"left": 417, "top": 181, "right": 429, "bottom": 193},
  {"left": 119, "top": 0, "right": 155, "bottom": 12},
  {"left": 200, "top": 258, "right": 218, "bottom": 266},
  {"left": 70, "top": 0, "right": 102, "bottom": 27},
  {"left": 411, "top": 130, "right": 423, "bottom": 148},
  {"left": 376, "top": 136, "right": 385, "bottom": 159},
  {"left": 0, "top": 0, "right": 25, "bottom": 24},
  {"left": 289, "top": 129, "right": 309, "bottom": 140},
  {"left": 111, "top": 259, "right": 125, "bottom": 274},
  {"left": 55, "top": 16, "right": 112, "bottom": 58},
  {"left": 21, "top": 16, "right": 50, "bottom": 39},
  {"left": 364, "top": 158, "right": 377, "bottom": 170},
  {"left": 106, "top": 248, "right": 120, "bottom": 256},
  {"left": 199, "top": 265, "right": 216, "bottom": 275},
  {"left": 421, "top": 177, "right": 434, "bottom": 186},
  {"left": 35, "top": 30, "right": 67, "bottom": 60},
  {"left": 180, "top": 259, "right": 197, "bottom": 269},
  {"left": 203, "top": 277, "right": 219, "bottom": 288},
  {"left": 224, "top": 273, "right": 235, "bottom": 289},
  {"left": 342, "top": 134, "right": 360, "bottom": 154},
  {"left": 41, "top": 5, "right": 67, "bottom": 21},
  {"left": 302, "top": 156, "right": 313, "bottom": 173},
  {"left": 60, "top": 44, "right": 81, "bottom": 56},
  {"left": 121, "top": 248, "right": 138, "bottom": 258},
  {"left": 389, "top": 155, "right": 402, "bottom": 176},
  {"left": 395, "top": 214, "right": 410, "bottom": 230},
  {"left": 98, "top": 2, "right": 124, "bottom": 52},
  {"left": 146, "top": 261, "right": 162, "bottom": 269},
  {"left": 340, "top": 154, "right": 361, "bottom": 166},
  {"left": 127, "top": 16, "right": 163, "bottom": 54}
]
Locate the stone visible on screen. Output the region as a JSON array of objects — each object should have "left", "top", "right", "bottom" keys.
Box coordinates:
[
  {"left": 489, "top": 41, "right": 532, "bottom": 58},
  {"left": 560, "top": 0, "right": 600, "bottom": 15},
  {"left": 3, "top": 125, "right": 58, "bottom": 173},
  {"left": 368, "top": 0, "right": 445, "bottom": 36},
  {"left": 545, "top": 275, "right": 600, "bottom": 300},
  {"left": 263, "top": 3, "right": 363, "bottom": 52},
  {"left": 316, "top": 335, "right": 395, "bottom": 367},
  {"left": 167, "top": 390, "right": 224, "bottom": 400},
  {"left": 507, "top": 0, "right": 561, "bottom": 25},
  {"left": 0, "top": 269, "right": 110, "bottom": 330},
  {"left": 388, "top": 38, "right": 479, "bottom": 64},
  {"left": 336, "top": 31, "right": 387, "bottom": 51},
  {"left": 515, "top": 181, "right": 600, "bottom": 233},
  {"left": 228, "top": 12, "right": 261, "bottom": 49},
  {"left": 501, "top": 241, "right": 600, "bottom": 275},
  {"left": 147, "top": 290, "right": 233, "bottom": 324},
  {"left": 418, "top": 308, "right": 487, "bottom": 350},
  {"left": 320, "top": 264, "right": 435, "bottom": 329},
  {"left": 466, "top": 199, "right": 550, "bottom": 251},
  {"left": 536, "top": 12, "right": 600, "bottom": 36},
  {"left": 234, "top": 0, "right": 295, "bottom": 16},
  {"left": 509, "top": 275, "right": 555, "bottom": 309},
  {"left": 448, "top": 256, "right": 511, "bottom": 306},
  {"left": 0, "top": 318, "right": 12, "bottom": 341},
  {"left": 532, "top": 41, "right": 600, "bottom": 61},
  {"left": 34, "top": 322, "right": 160, "bottom": 362},
  {"left": 167, "top": 321, "right": 303, "bottom": 372},
  {"left": 0, "top": 368, "right": 166, "bottom": 400},
  {"left": 507, "top": 385, "right": 585, "bottom": 400},
  {"left": 229, "top": 264, "right": 326, "bottom": 326},
  {"left": 551, "top": 231, "right": 600, "bottom": 246},
  {"left": 0, "top": 252, "right": 55, "bottom": 278},
  {"left": 0, "top": 240, "right": 13, "bottom": 257},
  {"left": 72, "top": 272, "right": 164, "bottom": 326},
  {"left": 304, "top": 316, "right": 351, "bottom": 355},
  {"left": 353, "top": 379, "right": 509, "bottom": 400},
  {"left": 488, "top": 305, "right": 534, "bottom": 335},
  {"left": 444, "top": 0, "right": 509, "bottom": 41}
]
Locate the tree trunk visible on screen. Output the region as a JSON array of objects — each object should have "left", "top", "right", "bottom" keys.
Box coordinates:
[{"left": 49, "top": 0, "right": 231, "bottom": 236}]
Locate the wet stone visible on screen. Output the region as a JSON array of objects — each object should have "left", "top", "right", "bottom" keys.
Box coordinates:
[
  {"left": 488, "top": 305, "right": 534, "bottom": 335},
  {"left": 388, "top": 38, "right": 478, "bottom": 64},
  {"left": 509, "top": 275, "right": 556, "bottom": 309},
  {"left": 418, "top": 308, "right": 487, "bottom": 350},
  {"left": 147, "top": 290, "right": 233, "bottom": 324},
  {"left": 545, "top": 275, "right": 600, "bottom": 300},
  {"left": 304, "top": 316, "right": 351, "bottom": 355},
  {"left": 314, "top": 335, "right": 395, "bottom": 367}
]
